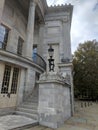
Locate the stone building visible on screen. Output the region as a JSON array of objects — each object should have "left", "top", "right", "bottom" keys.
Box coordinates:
[{"left": 0, "top": 0, "right": 73, "bottom": 128}]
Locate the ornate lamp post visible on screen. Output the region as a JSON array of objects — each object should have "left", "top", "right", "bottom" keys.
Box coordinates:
[{"left": 48, "top": 45, "right": 55, "bottom": 71}]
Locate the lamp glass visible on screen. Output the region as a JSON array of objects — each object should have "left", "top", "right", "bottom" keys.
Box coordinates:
[{"left": 48, "top": 45, "right": 54, "bottom": 57}]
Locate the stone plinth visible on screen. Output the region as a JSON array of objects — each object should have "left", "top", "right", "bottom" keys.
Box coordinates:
[{"left": 38, "top": 72, "right": 72, "bottom": 129}]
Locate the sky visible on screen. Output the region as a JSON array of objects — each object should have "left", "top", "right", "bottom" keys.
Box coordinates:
[{"left": 47, "top": 0, "right": 98, "bottom": 53}]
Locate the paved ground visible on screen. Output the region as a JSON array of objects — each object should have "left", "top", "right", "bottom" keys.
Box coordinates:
[
  {"left": 0, "top": 102, "right": 98, "bottom": 130},
  {"left": 0, "top": 115, "right": 38, "bottom": 130},
  {"left": 26, "top": 103, "right": 98, "bottom": 130}
]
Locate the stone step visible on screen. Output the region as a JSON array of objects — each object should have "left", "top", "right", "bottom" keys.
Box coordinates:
[
  {"left": 27, "top": 99, "right": 38, "bottom": 103},
  {"left": 17, "top": 107, "right": 38, "bottom": 114},
  {"left": 27, "top": 96, "right": 38, "bottom": 99},
  {"left": 29, "top": 94, "right": 38, "bottom": 97},
  {"left": 23, "top": 101, "right": 38, "bottom": 105},
  {"left": 28, "top": 98, "right": 38, "bottom": 101},
  {"left": 29, "top": 92, "right": 38, "bottom": 96},
  {"left": 0, "top": 115, "right": 38, "bottom": 130},
  {"left": 11, "top": 122, "right": 38, "bottom": 130},
  {"left": 21, "top": 104, "right": 38, "bottom": 109},
  {"left": 28, "top": 97, "right": 38, "bottom": 99},
  {"left": 16, "top": 111, "right": 38, "bottom": 120}
]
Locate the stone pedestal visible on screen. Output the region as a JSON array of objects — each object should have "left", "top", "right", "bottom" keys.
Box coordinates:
[{"left": 38, "top": 72, "right": 71, "bottom": 129}]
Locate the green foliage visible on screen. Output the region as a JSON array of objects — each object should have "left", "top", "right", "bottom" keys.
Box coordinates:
[{"left": 73, "top": 40, "right": 98, "bottom": 99}]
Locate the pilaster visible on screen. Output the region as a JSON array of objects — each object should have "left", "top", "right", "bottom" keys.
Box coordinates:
[
  {"left": 62, "top": 18, "right": 72, "bottom": 60},
  {"left": 38, "top": 24, "right": 44, "bottom": 56},
  {"left": 58, "top": 63, "right": 74, "bottom": 115}
]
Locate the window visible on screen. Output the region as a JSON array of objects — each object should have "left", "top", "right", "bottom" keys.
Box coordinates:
[
  {"left": 17, "top": 37, "right": 23, "bottom": 55},
  {"left": 1, "top": 65, "right": 19, "bottom": 94},
  {"left": 32, "top": 45, "right": 37, "bottom": 61},
  {"left": 11, "top": 67, "right": 19, "bottom": 94},
  {"left": 33, "top": 45, "right": 37, "bottom": 53},
  {"left": 0, "top": 24, "right": 9, "bottom": 49},
  {"left": 1, "top": 65, "right": 11, "bottom": 94}
]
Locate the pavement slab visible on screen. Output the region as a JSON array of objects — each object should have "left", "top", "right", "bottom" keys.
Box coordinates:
[
  {"left": 0, "top": 103, "right": 98, "bottom": 130},
  {"left": 26, "top": 103, "right": 98, "bottom": 130},
  {"left": 0, "top": 115, "right": 38, "bottom": 130}
]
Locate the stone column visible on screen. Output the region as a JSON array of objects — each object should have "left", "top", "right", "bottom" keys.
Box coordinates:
[
  {"left": 0, "top": 0, "right": 5, "bottom": 23},
  {"left": 25, "top": 0, "right": 36, "bottom": 59}
]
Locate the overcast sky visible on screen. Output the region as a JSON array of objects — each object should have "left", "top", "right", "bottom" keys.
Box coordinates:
[{"left": 47, "top": 0, "right": 98, "bottom": 53}]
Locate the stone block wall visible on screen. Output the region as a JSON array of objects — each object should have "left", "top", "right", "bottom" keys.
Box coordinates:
[
  {"left": 1, "top": 0, "right": 27, "bottom": 55},
  {"left": 59, "top": 63, "right": 74, "bottom": 115},
  {"left": 40, "top": 6, "right": 73, "bottom": 72},
  {"left": 38, "top": 72, "right": 71, "bottom": 129},
  {"left": 0, "top": 0, "right": 5, "bottom": 23}
]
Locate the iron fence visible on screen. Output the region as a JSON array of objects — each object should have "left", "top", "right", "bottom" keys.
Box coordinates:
[
  {"left": 0, "top": 41, "right": 6, "bottom": 50},
  {"left": 32, "top": 53, "right": 46, "bottom": 70}
]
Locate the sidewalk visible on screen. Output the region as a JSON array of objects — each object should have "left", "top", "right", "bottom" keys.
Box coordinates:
[{"left": 26, "top": 103, "right": 98, "bottom": 130}]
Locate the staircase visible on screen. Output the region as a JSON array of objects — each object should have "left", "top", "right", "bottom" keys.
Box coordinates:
[{"left": 16, "top": 87, "right": 39, "bottom": 121}]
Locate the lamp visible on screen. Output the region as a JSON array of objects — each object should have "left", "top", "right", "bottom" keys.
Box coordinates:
[
  {"left": 48, "top": 45, "right": 54, "bottom": 58},
  {"left": 48, "top": 45, "right": 55, "bottom": 71}
]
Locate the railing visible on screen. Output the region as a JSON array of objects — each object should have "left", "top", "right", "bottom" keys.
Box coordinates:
[
  {"left": 0, "top": 41, "right": 6, "bottom": 50},
  {"left": 74, "top": 100, "right": 93, "bottom": 112},
  {"left": 32, "top": 53, "right": 46, "bottom": 70}
]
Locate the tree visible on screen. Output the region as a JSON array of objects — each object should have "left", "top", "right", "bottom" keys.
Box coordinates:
[{"left": 73, "top": 40, "right": 98, "bottom": 100}]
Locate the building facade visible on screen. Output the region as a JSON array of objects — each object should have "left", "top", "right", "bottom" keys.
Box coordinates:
[{"left": 0, "top": 0, "right": 73, "bottom": 124}]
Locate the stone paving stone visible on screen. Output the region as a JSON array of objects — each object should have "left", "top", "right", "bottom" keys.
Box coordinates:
[
  {"left": 26, "top": 125, "right": 48, "bottom": 130},
  {"left": 57, "top": 125, "right": 93, "bottom": 130},
  {"left": 0, "top": 103, "right": 98, "bottom": 130},
  {"left": 0, "top": 115, "right": 38, "bottom": 130},
  {"left": 26, "top": 103, "right": 98, "bottom": 130}
]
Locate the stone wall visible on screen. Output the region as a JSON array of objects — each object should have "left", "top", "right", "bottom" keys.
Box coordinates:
[
  {"left": 59, "top": 63, "right": 74, "bottom": 115},
  {"left": 0, "top": 0, "right": 5, "bottom": 23},
  {"left": 40, "top": 5, "right": 73, "bottom": 72},
  {"left": 2, "top": 0, "right": 27, "bottom": 55},
  {"left": 0, "top": 0, "right": 44, "bottom": 111}
]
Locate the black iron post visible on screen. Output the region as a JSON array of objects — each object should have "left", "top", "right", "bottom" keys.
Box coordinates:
[{"left": 48, "top": 45, "right": 55, "bottom": 71}]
